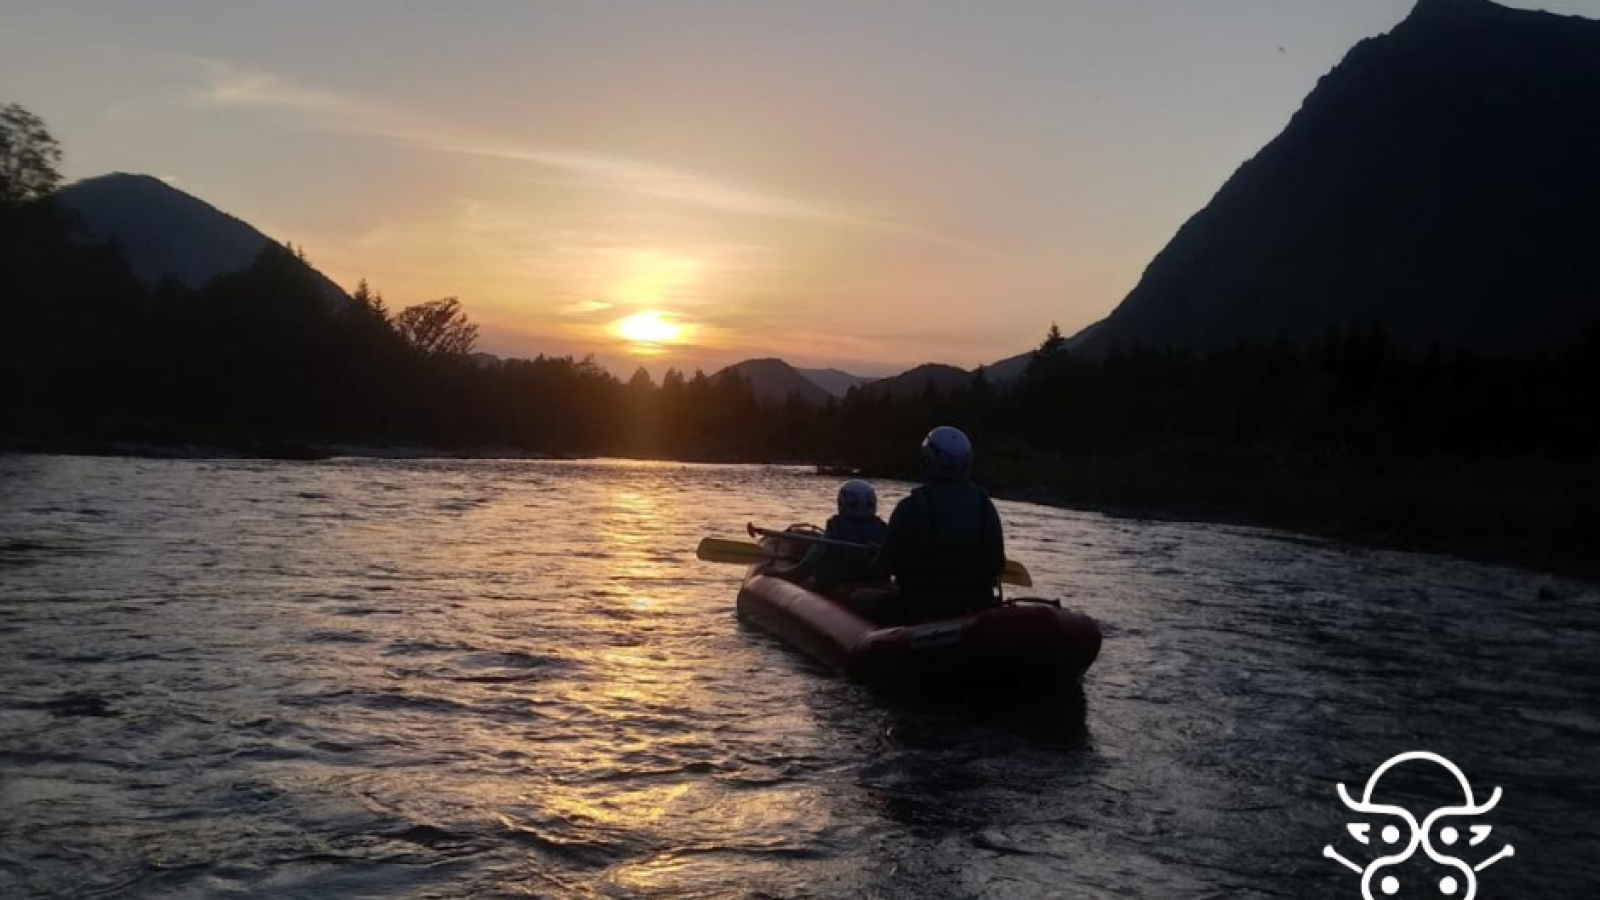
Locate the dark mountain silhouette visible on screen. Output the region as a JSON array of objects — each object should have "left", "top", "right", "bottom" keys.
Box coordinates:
[
  {"left": 983, "top": 351, "right": 1033, "bottom": 384},
  {"left": 716, "top": 358, "right": 834, "bottom": 405},
  {"left": 796, "top": 367, "right": 875, "bottom": 397},
  {"left": 984, "top": 325, "right": 1102, "bottom": 383},
  {"left": 1080, "top": 0, "right": 1600, "bottom": 355},
  {"left": 849, "top": 344, "right": 1091, "bottom": 396},
  {"left": 55, "top": 173, "right": 349, "bottom": 304},
  {"left": 861, "top": 363, "right": 974, "bottom": 399}
]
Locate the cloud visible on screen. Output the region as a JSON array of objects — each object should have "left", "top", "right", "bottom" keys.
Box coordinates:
[
  {"left": 188, "top": 59, "right": 437, "bottom": 143},
  {"left": 431, "top": 142, "right": 923, "bottom": 234},
  {"left": 185, "top": 59, "right": 947, "bottom": 239},
  {"left": 558, "top": 299, "right": 613, "bottom": 315}
]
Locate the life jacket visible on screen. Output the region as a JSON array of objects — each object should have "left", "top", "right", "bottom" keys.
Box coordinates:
[
  {"left": 826, "top": 514, "right": 889, "bottom": 547},
  {"left": 811, "top": 514, "right": 888, "bottom": 590},
  {"left": 887, "top": 481, "right": 1004, "bottom": 603}
]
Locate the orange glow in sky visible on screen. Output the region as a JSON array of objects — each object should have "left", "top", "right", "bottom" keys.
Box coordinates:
[{"left": 14, "top": 1, "right": 1588, "bottom": 375}]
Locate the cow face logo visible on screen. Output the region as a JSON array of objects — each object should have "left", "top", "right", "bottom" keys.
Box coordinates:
[{"left": 1323, "top": 752, "right": 1514, "bottom": 899}]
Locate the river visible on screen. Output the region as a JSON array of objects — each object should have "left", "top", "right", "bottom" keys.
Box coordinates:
[{"left": 1, "top": 454, "right": 1596, "bottom": 899}]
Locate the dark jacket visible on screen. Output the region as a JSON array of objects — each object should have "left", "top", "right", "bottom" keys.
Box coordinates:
[
  {"left": 881, "top": 481, "right": 1004, "bottom": 605},
  {"left": 798, "top": 514, "right": 889, "bottom": 591}
]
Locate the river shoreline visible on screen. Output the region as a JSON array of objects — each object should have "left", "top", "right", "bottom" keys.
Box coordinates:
[
  {"left": 6, "top": 438, "right": 1594, "bottom": 586},
  {"left": 993, "top": 486, "right": 1597, "bottom": 589}
]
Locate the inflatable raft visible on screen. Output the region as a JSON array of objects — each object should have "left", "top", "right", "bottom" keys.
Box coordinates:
[{"left": 736, "top": 529, "right": 1101, "bottom": 689}]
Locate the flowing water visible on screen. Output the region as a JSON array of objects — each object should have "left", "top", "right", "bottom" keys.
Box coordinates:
[{"left": 1, "top": 454, "right": 1597, "bottom": 900}]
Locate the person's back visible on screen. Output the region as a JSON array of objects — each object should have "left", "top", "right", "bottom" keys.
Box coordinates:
[
  {"left": 811, "top": 511, "right": 889, "bottom": 591},
  {"left": 779, "top": 480, "right": 888, "bottom": 592},
  {"left": 881, "top": 427, "right": 1004, "bottom": 617}
]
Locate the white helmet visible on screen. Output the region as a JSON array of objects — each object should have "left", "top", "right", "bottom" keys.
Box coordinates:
[
  {"left": 920, "top": 426, "right": 973, "bottom": 480},
  {"left": 837, "top": 480, "right": 877, "bottom": 518}
]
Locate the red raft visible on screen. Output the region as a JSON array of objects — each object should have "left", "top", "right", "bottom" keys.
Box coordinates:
[{"left": 736, "top": 530, "right": 1102, "bottom": 690}]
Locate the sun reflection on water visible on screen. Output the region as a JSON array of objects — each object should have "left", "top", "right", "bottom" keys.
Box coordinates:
[{"left": 12, "top": 457, "right": 1581, "bottom": 899}]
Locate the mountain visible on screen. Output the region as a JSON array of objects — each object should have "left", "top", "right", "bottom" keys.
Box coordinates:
[
  {"left": 55, "top": 173, "right": 349, "bottom": 304},
  {"left": 982, "top": 351, "right": 1033, "bottom": 384},
  {"left": 981, "top": 324, "right": 1102, "bottom": 384},
  {"left": 1080, "top": 0, "right": 1600, "bottom": 356},
  {"left": 717, "top": 358, "right": 835, "bottom": 405},
  {"left": 862, "top": 363, "right": 975, "bottom": 399},
  {"left": 796, "top": 367, "right": 875, "bottom": 397},
  {"left": 1065, "top": 320, "right": 1103, "bottom": 350}
]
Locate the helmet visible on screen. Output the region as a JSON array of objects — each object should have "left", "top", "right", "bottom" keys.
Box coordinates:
[
  {"left": 921, "top": 426, "right": 973, "bottom": 480},
  {"left": 837, "top": 480, "right": 877, "bottom": 518}
]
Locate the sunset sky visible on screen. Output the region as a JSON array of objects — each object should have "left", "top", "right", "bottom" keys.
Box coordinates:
[{"left": 3, "top": 0, "right": 1590, "bottom": 376}]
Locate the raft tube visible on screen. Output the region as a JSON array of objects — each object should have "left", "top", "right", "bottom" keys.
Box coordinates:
[{"left": 736, "top": 532, "right": 1101, "bottom": 689}]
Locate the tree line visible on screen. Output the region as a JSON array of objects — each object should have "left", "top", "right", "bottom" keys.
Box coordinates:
[{"left": 4, "top": 104, "right": 1596, "bottom": 570}]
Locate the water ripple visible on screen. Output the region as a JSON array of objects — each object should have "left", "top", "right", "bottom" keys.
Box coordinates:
[{"left": 0, "top": 455, "right": 1596, "bottom": 899}]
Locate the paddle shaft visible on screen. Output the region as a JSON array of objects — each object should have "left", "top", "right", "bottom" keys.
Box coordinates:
[
  {"left": 748, "top": 524, "right": 876, "bottom": 552},
  {"left": 747, "top": 522, "right": 1033, "bottom": 588}
]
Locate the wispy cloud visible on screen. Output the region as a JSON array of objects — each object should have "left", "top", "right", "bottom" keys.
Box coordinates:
[
  {"left": 186, "top": 60, "right": 950, "bottom": 240},
  {"left": 558, "top": 300, "right": 613, "bottom": 315},
  {"left": 433, "top": 142, "right": 923, "bottom": 234},
  {"left": 188, "top": 59, "right": 437, "bottom": 142}
]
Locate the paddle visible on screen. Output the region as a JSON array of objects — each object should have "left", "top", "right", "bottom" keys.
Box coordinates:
[
  {"left": 739, "top": 524, "right": 1034, "bottom": 588},
  {"left": 746, "top": 524, "right": 871, "bottom": 551},
  {"left": 695, "top": 537, "right": 799, "bottom": 566}
]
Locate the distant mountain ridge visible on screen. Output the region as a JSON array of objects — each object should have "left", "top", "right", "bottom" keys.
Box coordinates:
[
  {"left": 708, "top": 348, "right": 1061, "bottom": 404},
  {"left": 56, "top": 173, "right": 349, "bottom": 304},
  {"left": 715, "top": 358, "right": 835, "bottom": 405},
  {"left": 714, "top": 355, "right": 1040, "bottom": 404},
  {"left": 858, "top": 347, "right": 1060, "bottom": 395},
  {"left": 981, "top": 351, "right": 1033, "bottom": 384},
  {"left": 861, "top": 363, "right": 974, "bottom": 399},
  {"left": 1079, "top": 0, "right": 1600, "bottom": 355},
  {"left": 796, "top": 367, "right": 875, "bottom": 397}
]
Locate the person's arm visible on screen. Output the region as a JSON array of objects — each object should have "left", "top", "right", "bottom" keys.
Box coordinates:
[
  {"left": 863, "top": 518, "right": 893, "bottom": 580},
  {"left": 877, "top": 496, "right": 916, "bottom": 581},
  {"left": 981, "top": 494, "right": 1006, "bottom": 583}
]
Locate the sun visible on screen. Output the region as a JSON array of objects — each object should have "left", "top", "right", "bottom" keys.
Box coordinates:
[
  {"left": 612, "top": 311, "right": 687, "bottom": 352},
  {"left": 616, "top": 312, "right": 683, "bottom": 343}
]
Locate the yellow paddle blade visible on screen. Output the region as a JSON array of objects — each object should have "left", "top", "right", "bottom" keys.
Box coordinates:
[
  {"left": 1001, "top": 559, "right": 1033, "bottom": 588},
  {"left": 695, "top": 537, "right": 776, "bottom": 565}
]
